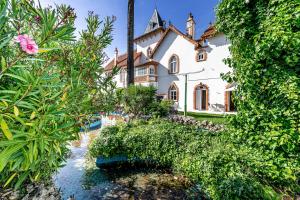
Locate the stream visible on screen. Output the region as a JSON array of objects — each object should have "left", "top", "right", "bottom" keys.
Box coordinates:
[{"left": 52, "top": 116, "right": 204, "bottom": 200}]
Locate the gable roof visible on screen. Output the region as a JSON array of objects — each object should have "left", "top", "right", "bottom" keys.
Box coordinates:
[
  {"left": 150, "top": 25, "right": 198, "bottom": 58},
  {"left": 145, "top": 9, "right": 165, "bottom": 34},
  {"left": 134, "top": 27, "right": 165, "bottom": 43},
  {"left": 104, "top": 51, "right": 142, "bottom": 71}
]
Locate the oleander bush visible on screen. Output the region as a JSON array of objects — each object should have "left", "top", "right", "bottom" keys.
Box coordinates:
[
  {"left": 89, "top": 119, "right": 281, "bottom": 199},
  {"left": 0, "top": 0, "right": 115, "bottom": 189},
  {"left": 216, "top": 0, "right": 300, "bottom": 195}
]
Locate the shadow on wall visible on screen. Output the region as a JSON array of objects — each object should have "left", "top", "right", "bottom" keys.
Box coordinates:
[
  {"left": 209, "top": 35, "right": 228, "bottom": 47},
  {"left": 210, "top": 103, "right": 225, "bottom": 112},
  {"left": 204, "top": 46, "right": 213, "bottom": 53}
]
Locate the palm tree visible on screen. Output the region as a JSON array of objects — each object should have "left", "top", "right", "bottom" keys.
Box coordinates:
[{"left": 127, "top": 0, "right": 135, "bottom": 86}]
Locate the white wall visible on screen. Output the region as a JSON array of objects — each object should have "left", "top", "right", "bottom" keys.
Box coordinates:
[
  {"left": 110, "top": 30, "right": 232, "bottom": 113},
  {"left": 153, "top": 31, "right": 231, "bottom": 113},
  {"left": 136, "top": 32, "right": 164, "bottom": 63}
]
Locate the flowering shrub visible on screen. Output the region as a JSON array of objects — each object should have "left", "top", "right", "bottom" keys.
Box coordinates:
[
  {"left": 0, "top": 0, "right": 115, "bottom": 189},
  {"left": 14, "top": 34, "right": 38, "bottom": 54}
]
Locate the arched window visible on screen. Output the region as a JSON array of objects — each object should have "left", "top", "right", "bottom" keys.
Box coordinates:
[
  {"left": 149, "top": 65, "right": 155, "bottom": 75},
  {"left": 194, "top": 83, "right": 209, "bottom": 110},
  {"left": 196, "top": 50, "right": 207, "bottom": 62},
  {"left": 147, "top": 47, "right": 152, "bottom": 58},
  {"left": 120, "top": 68, "right": 126, "bottom": 82},
  {"left": 168, "top": 83, "right": 179, "bottom": 101},
  {"left": 169, "top": 55, "right": 179, "bottom": 74}
]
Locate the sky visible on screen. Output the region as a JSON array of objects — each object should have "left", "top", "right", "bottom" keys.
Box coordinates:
[{"left": 38, "top": 0, "right": 220, "bottom": 59}]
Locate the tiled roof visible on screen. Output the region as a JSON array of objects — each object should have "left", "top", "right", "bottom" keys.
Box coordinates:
[
  {"left": 104, "top": 51, "right": 142, "bottom": 71},
  {"left": 145, "top": 9, "right": 165, "bottom": 34},
  {"left": 200, "top": 24, "right": 217, "bottom": 41}
]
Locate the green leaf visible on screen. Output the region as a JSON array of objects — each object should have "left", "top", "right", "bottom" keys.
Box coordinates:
[
  {"left": 0, "top": 140, "right": 24, "bottom": 147},
  {"left": 13, "top": 106, "right": 19, "bottom": 117},
  {"left": 3, "top": 73, "right": 27, "bottom": 83},
  {"left": 0, "top": 35, "right": 13, "bottom": 50},
  {"left": 4, "top": 173, "right": 17, "bottom": 188},
  {"left": 1, "top": 56, "right": 6, "bottom": 71},
  {"left": 0, "top": 143, "right": 25, "bottom": 172},
  {"left": 14, "top": 171, "right": 30, "bottom": 189},
  {"left": 1, "top": 118, "right": 13, "bottom": 140}
]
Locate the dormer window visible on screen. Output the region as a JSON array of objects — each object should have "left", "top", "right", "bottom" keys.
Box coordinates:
[
  {"left": 196, "top": 50, "right": 207, "bottom": 62},
  {"left": 147, "top": 47, "right": 152, "bottom": 58},
  {"left": 169, "top": 55, "right": 179, "bottom": 74}
]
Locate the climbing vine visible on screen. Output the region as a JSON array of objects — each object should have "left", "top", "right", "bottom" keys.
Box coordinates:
[{"left": 216, "top": 0, "right": 300, "bottom": 194}]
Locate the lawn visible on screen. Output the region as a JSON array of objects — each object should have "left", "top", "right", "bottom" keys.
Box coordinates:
[{"left": 178, "top": 112, "right": 229, "bottom": 124}]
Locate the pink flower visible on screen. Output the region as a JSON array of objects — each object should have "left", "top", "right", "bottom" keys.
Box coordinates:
[{"left": 15, "top": 34, "right": 38, "bottom": 55}]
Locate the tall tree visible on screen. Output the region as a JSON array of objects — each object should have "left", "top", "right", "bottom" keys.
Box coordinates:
[{"left": 127, "top": 0, "right": 135, "bottom": 86}]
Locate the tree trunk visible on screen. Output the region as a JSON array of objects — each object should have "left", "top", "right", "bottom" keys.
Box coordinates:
[{"left": 127, "top": 0, "right": 135, "bottom": 86}]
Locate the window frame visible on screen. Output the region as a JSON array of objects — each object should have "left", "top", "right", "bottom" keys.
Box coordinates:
[
  {"left": 120, "top": 68, "right": 126, "bottom": 82},
  {"left": 193, "top": 83, "right": 209, "bottom": 111},
  {"left": 168, "top": 83, "right": 179, "bottom": 102},
  {"left": 135, "top": 67, "right": 147, "bottom": 77},
  {"left": 168, "top": 55, "right": 179, "bottom": 74},
  {"left": 196, "top": 50, "right": 207, "bottom": 62},
  {"left": 149, "top": 65, "right": 155, "bottom": 75}
]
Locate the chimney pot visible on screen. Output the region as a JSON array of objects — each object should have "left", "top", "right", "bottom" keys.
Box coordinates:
[
  {"left": 114, "top": 48, "right": 118, "bottom": 66},
  {"left": 186, "top": 13, "right": 195, "bottom": 39}
]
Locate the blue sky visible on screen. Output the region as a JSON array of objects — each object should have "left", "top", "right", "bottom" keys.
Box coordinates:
[{"left": 39, "top": 0, "right": 220, "bottom": 59}]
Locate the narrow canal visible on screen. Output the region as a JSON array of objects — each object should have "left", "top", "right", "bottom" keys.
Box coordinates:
[{"left": 52, "top": 116, "right": 204, "bottom": 200}]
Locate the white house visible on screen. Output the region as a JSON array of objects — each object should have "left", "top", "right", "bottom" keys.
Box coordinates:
[{"left": 105, "top": 9, "right": 236, "bottom": 113}]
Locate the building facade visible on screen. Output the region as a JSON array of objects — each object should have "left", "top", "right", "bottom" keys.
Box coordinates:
[{"left": 105, "top": 10, "right": 235, "bottom": 113}]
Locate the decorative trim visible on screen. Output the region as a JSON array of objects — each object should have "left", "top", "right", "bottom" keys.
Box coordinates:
[
  {"left": 134, "top": 27, "right": 165, "bottom": 43},
  {"left": 193, "top": 83, "right": 209, "bottom": 111},
  {"left": 150, "top": 25, "right": 198, "bottom": 58},
  {"left": 168, "top": 54, "right": 180, "bottom": 74}
]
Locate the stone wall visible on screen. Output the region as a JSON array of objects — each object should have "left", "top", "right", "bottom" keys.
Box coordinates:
[{"left": 167, "top": 115, "right": 225, "bottom": 132}]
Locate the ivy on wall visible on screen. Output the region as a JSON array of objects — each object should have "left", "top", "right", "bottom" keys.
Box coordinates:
[{"left": 216, "top": 0, "right": 300, "bottom": 193}]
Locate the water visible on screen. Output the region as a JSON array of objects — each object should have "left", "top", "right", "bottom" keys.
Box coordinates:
[{"left": 52, "top": 116, "right": 204, "bottom": 200}]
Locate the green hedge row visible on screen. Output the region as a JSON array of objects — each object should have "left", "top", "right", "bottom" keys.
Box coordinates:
[{"left": 89, "top": 119, "right": 284, "bottom": 199}]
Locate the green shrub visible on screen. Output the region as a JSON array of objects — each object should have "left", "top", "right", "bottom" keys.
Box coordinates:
[
  {"left": 0, "top": 1, "right": 115, "bottom": 189},
  {"left": 150, "top": 99, "right": 173, "bottom": 117},
  {"left": 89, "top": 119, "right": 282, "bottom": 199},
  {"left": 216, "top": 0, "right": 300, "bottom": 193},
  {"left": 116, "top": 85, "right": 172, "bottom": 117}
]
